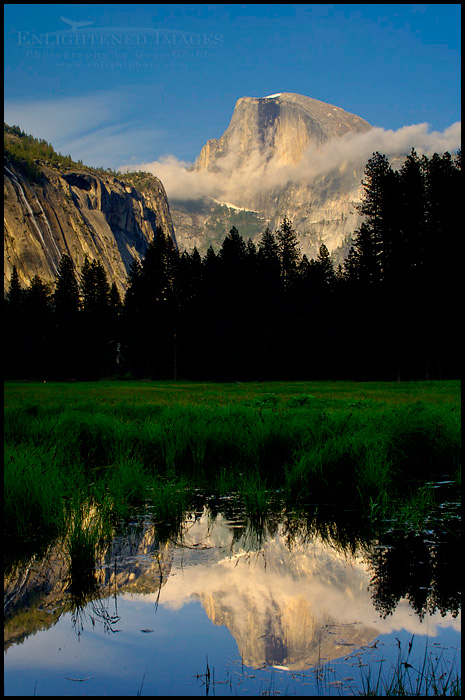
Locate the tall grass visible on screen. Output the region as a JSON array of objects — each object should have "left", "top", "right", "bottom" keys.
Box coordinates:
[
  {"left": 357, "top": 636, "right": 461, "bottom": 696},
  {"left": 4, "top": 380, "right": 461, "bottom": 546}
]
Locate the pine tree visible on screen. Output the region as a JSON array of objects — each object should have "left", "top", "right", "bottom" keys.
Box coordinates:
[
  {"left": 420, "top": 152, "right": 461, "bottom": 378},
  {"left": 219, "top": 226, "right": 247, "bottom": 277},
  {"left": 397, "top": 149, "right": 427, "bottom": 278},
  {"left": 4, "top": 266, "right": 26, "bottom": 378},
  {"left": 357, "top": 152, "right": 400, "bottom": 282},
  {"left": 53, "top": 254, "right": 80, "bottom": 318},
  {"left": 344, "top": 223, "right": 381, "bottom": 287},
  {"left": 122, "top": 229, "right": 179, "bottom": 379},
  {"left": 79, "top": 258, "right": 113, "bottom": 377},
  {"left": 276, "top": 217, "right": 301, "bottom": 291},
  {"left": 81, "top": 258, "right": 110, "bottom": 316},
  {"left": 52, "top": 255, "right": 81, "bottom": 379},
  {"left": 314, "top": 244, "right": 336, "bottom": 286},
  {"left": 23, "top": 275, "right": 53, "bottom": 379},
  {"left": 6, "top": 265, "right": 24, "bottom": 307}
]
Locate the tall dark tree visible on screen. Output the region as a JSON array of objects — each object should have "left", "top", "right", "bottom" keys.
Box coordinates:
[
  {"left": 79, "top": 258, "right": 113, "bottom": 378},
  {"left": 176, "top": 248, "right": 203, "bottom": 378},
  {"left": 4, "top": 267, "right": 26, "bottom": 378},
  {"left": 344, "top": 223, "right": 382, "bottom": 287},
  {"left": 217, "top": 227, "right": 249, "bottom": 379},
  {"left": 420, "top": 152, "right": 461, "bottom": 378},
  {"left": 398, "top": 149, "right": 427, "bottom": 276},
  {"left": 357, "top": 152, "right": 400, "bottom": 282},
  {"left": 51, "top": 254, "right": 81, "bottom": 379},
  {"left": 6, "top": 265, "right": 24, "bottom": 308},
  {"left": 23, "top": 275, "right": 53, "bottom": 379},
  {"left": 313, "top": 244, "right": 336, "bottom": 287},
  {"left": 276, "top": 217, "right": 301, "bottom": 292},
  {"left": 257, "top": 227, "right": 281, "bottom": 290},
  {"left": 122, "top": 229, "right": 179, "bottom": 379},
  {"left": 53, "top": 254, "right": 80, "bottom": 318}
]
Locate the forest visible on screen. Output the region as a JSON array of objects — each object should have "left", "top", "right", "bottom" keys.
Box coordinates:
[{"left": 4, "top": 149, "right": 461, "bottom": 382}]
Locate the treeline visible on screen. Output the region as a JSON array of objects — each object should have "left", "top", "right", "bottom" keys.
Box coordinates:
[
  {"left": 4, "top": 123, "right": 123, "bottom": 181},
  {"left": 4, "top": 124, "right": 74, "bottom": 181},
  {"left": 4, "top": 149, "right": 461, "bottom": 382}
]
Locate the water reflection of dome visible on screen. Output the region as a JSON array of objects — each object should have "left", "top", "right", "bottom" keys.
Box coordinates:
[
  {"left": 161, "top": 516, "right": 379, "bottom": 669},
  {"left": 5, "top": 508, "right": 461, "bottom": 662}
]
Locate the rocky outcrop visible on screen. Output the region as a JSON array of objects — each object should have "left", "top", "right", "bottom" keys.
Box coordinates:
[
  {"left": 172, "top": 93, "right": 373, "bottom": 261},
  {"left": 196, "top": 93, "right": 371, "bottom": 170},
  {"left": 4, "top": 157, "right": 175, "bottom": 295}
]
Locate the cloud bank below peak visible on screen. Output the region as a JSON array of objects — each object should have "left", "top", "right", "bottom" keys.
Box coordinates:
[{"left": 121, "top": 121, "right": 461, "bottom": 205}]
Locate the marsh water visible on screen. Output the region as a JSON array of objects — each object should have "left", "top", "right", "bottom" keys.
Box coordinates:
[{"left": 4, "top": 492, "right": 461, "bottom": 697}]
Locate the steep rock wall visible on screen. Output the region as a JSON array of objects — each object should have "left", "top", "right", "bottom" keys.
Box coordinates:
[
  {"left": 172, "top": 93, "right": 373, "bottom": 261},
  {"left": 4, "top": 161, "right": 175, "bottom": 295}
]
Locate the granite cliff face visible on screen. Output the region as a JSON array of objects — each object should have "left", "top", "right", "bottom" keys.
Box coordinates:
[
  {"left": 4, "top": 134, "right": 175, "bottom": 295},
  {"left": 196, "top": 93, "right": 371, "bottom": 170},
  {"left": 171, "top": 93, "right": 373, "bottom": 261}
]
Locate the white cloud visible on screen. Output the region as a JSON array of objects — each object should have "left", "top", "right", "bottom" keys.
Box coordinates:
[
  {"left": 5, "top": 92, "right": 460, "bottom": 196},
  {"left": 122, "top": 121, "right": 461, "bottom": 204}
]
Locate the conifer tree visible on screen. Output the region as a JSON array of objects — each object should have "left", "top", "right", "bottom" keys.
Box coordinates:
[
  {"left": 357, "top": 152, "right": 399, "bottom": 282},
  {"left": 122, "top": 229, "right": 179, "bottom": 378},
  {"left": 52, "top": 254, "right": 81, "bottom": 378},
  {"left": 276, "top": 217, "right": 301, "bottom": 291},
  {"left": 219, "top": 226, "right": 247, "bottom": 280},
  {"left": 344, "top": 223, "right": 381, "bottom": 286},
  {"left": 23, "top": 275, "right": 53, "bottom": 379},
  {"left": 79, "top": 258, "right": 113, "bottom": 377},
  {"left": 258, "top": 227, "right": 281, "bottom": 282},
  {"left": 398, "top": 149, "right": 427, "bottom": 276},
  {"left": 4, "top": 266, "right": 26, "bottom": 378},
  {"left": 53, "top": 254, "right": 80, "bottom": 318},
  {"left": 6, "top": 265, "right": 24, "bottom": 308},
  {"left": 314, "top": 244, "right": 336, "bottom": 286}
]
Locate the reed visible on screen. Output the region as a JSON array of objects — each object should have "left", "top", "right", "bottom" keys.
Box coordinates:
[
  {"left": 4, "top": 380, "right": 460, "bottom": 544},
  {"left": 150, "top": 476, "right": 193, "bottom": 524},
  {"left": 357, "top": 636, "right": 461, "bottom": 696}
]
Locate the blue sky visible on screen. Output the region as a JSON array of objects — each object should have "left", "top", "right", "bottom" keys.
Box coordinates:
[{"left": 4, "top": 4, "right": 461, "bottom": 170}]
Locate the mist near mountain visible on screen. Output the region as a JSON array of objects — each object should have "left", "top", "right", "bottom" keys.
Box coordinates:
[
  {"left": 123, "top": 93, "right": 460, "bottom": 259},
  {"left": 129, "top": 118, "right": 460, "bottom": 203}
]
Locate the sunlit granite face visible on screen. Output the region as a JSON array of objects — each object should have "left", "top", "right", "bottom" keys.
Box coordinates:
[
  {"left": 172, "top": 93, "right": 373, "bottom": 261},
  {"left": 3, "top": 157, "right": 175, "bottom": 295}
]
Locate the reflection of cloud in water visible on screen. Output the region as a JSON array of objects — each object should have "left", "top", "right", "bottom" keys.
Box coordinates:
[{"left": 145, "top": 513, "right": 460, "bottom": 670}]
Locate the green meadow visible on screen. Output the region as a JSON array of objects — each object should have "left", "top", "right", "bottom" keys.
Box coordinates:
[{"left": 4, "top": 379, "right": 461, "bottom": 545}]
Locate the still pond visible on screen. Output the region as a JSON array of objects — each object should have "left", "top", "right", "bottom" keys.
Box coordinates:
[{"left": 4, "top": 495, "right": 461, "bottom": 696}]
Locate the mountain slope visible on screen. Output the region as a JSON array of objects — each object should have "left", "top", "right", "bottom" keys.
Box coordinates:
[
  {"left": 171, "top": 93, "right": 373, "bottom": 260},
  {"left": 4, "top": 125, "right": 175, "bottom": 294}
]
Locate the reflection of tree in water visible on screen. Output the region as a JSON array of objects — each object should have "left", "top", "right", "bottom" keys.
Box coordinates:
[
  {"left": 201, "top": 496, "right": 461, "bottom": 623},
  {"left": 366, "top": 526, "right": 461, "bottom": 620}
]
